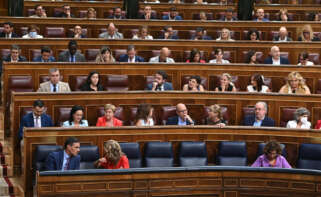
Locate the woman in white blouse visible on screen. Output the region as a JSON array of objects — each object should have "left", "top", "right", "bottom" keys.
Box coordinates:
[
  {"left": 209, "top": 48, "right": 230, "bottom": 64},
  {"left": 286, "top": 107, "right": 311, "bottom": 129},
  {"left": 135, "top": 103, "right": 154, "bottom": 126},
  {"left": 297, "top": 51, "right": 314, "bottom": 66},
  {"left": 132, "top": 26, "right": 153, "bottom": 40},
  {"left": 247, "top": 74, "right": 270, "bottom": 93}
]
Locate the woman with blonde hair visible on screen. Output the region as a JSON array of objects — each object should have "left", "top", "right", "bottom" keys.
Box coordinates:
[
  {"left": 205, "top": 104, "right": 226, "bottom": 127},
  {"left": 279, "top": 72, "right": 311, "bottom": 94},
  {"left": 87, "top": 8, "right": 96, "bottom": 19},
  {"left": 298, "top": 24, "right": 320, "bottom": 42},
  {"left": 215, "top": 73, "right": 236, "bottom": 92},
  {"left": 95, "top": 46, "right": 116, "bottom": 63},
  {"left": 132, "top": 26, "right": 153, "bottom": 40},
  {"left": 216, "top": 28, "right": 234, "bottom": 41},
  {"left": 95, "top": 140, "right": 129, "bottom": 169},
  {"left": 96, "top": 104, "right": 123, "bottom": 127}
]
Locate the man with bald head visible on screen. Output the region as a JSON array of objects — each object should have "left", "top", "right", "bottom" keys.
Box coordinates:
[
  {"left": 166, "top": 103, "right": 194, "bottom": 125},
  {"left": 273, "top": 26, "right": 292, "bottom": 42},
  {"left": 263, "top": 46, "right": 290, "bottom": 65},
  {"left": 99, "top": 22, "right": 124, "bottom": 39},
  {"left": 149, "top": 47, "right": 175, "bottom": 63},
  {"left": 242, "top": 101, "right": 275, "bottom": 127}
]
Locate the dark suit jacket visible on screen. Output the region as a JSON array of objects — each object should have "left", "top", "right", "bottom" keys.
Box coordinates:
[
  {"left": 146, "top": 82, "right": 173, "bottom": 91},
  {"left": 139, "top": 14, "right": 157, "bottom": 20},
  {"left": 68, "top": 33, "right": 87, "bottom": 38},
  {"left": 58, "top": 13, "right": 75, "bottom": 18},
  {"left": 166, "top": 116, "right": 194, "bottom": 125},
  {"left": 58, "top": 51, "right": 86, "bottom": 62},
  {"left": 19, "top": 113, "right": 53, "bottom": 140},
  {"left": 190, "top": 35, "right": 212, "bottom": 40},
  {"left": 162, "top": 15, "right": 183, "bottom": 20},
  {"left": 107, "top": 15, "right": 126, "bottom": 19},
  {"left": 242, "top": 115, "right": 275, "bottom": 127},
  {"left": 0, "top": 32, "right": 19, "bottom": 38},
  {"left": 272, "top": 36, "right": 293, "bottom": 42},
  {"left": 3, "top": 55, "right": 27, "bottom": 62},
  {"left": 119, "top": 54, "right": 144, "bottom": 62},
  {"left": 158, "top": 34, "right": 179, "bottom": 40},
  {"left": 33, "top": 55, "right": 56, "bottom": 62},
  {"left": 263, "top": 56, "right": 290, "bottom": 65},
  {"left": 45, "top": 150, "right": 80, "bottom": 171}
]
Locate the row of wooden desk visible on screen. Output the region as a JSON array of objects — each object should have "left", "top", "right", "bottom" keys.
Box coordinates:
[{"left": 23, "top": 126, "right": 321, "bottom": 197}]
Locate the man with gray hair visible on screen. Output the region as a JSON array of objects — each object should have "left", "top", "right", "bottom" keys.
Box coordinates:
[
  {"left": 263, "top": 45, "right": 290, "bottom": 65},
  {"left": 37, "top": 68, "right": 71, "bottom": 92},
  {"left": 273, "top": 27, "right": 292, "bottom": 42},
  {"left": 242, "top": 101, "right": 275, "bottom": 127}
]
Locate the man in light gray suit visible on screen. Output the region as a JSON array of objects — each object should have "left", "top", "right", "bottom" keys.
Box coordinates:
[
  {"left": 149, "top": 47, "right": 175, "bottom": 63},
  {"left": 99, "top": 22, "right": 124, "bottom": 39},
  {"left": 58, "top": 40, "right": 86, "bottom": 62},
  {"left": 38, "top": 68, "right": 71, "bottom": 92}
]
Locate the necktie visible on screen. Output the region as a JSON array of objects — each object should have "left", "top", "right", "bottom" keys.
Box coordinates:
[
  {"left": 35, "top": 117, "right": 40, "bottom": 128},
  {"left": 64, "top": 157, "right": 70, "bottom": 170},
  {"left": 53, "top": 84, "right": 57, "bottom": 92}
]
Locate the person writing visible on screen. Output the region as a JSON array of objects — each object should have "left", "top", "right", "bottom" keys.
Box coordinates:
[{"left": 95, "top": 140, "right": 129, "bottom": 169}]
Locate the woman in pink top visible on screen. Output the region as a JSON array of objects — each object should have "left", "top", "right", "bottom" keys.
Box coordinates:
[{"left": 252, "top": 141, "right": 291, "bottom": 168}]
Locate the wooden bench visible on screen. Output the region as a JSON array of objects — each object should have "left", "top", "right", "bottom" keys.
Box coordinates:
[
  {"left": 23, "top": 126, "right": 321, "bottom": 197},
  {"left": 36, "top": 167, "right": 321, "bottom": 197},
  {"left": 1, "top": 17, "right": 321, "bottom": 40},
  {"left": 23, "top": 1, "right": 321, "bottom": 20}
]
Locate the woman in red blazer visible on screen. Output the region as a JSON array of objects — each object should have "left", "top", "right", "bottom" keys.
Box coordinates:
[
  {"left": 315, "top": 120, "right": 321, "bottom": 129},
  {"left": 96, "top": 104, "right": 122, "bottom": 127}
]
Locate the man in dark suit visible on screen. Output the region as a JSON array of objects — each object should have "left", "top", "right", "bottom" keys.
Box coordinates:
[
  {"left": 3, "top": 45, "right": 27, "bottom": 62},
  {"left": 45, "top": 137, "right": 80, "bottom": 171},
  {"left": 119, "top": 45, "right": 144, "bottom": 62},
  {"left": 58, "top": 4, "right": 75, "bottom": 18},
  {"left": 243, "top": 101, "right": 275, "bottom": 127},
  {"left": 19, "top": 100, "right": 53, "bottom": 141},
  {"left": 146, "top": 70, "right": 173, "bottom": 91},
  {"left": 162, "top": 7, "right": 182, "bottom": 20},
  {"left": 107, "top": 7, "right": 126, "bottom": 19},
  {"left": 272, "top": 26, "right": 293, "bottom": 42},
  {"left": 191, "top": 27, "right": 212, "bottom": 40},
  {"left": 0, "top": 22, "right": 19, "bottom": 38},
  {"left": 166, "top": 103, "right": 195, "bottom": 125},
  {"left": 159, "top": 26, "right": 179, "bottom": 40},
  {"left": 58, "top": 40, "right": 86, "bottom": 62},
  {"left": 140, "top": 5, "right": 157, "bottom": 20},
  {"left": 33, "top": 46, "right": 56, "bottom": 62},
  {"left": 263, "top": 46, "right": 290, "bottom": 65},
  {"left": 220, "top": 8, "right": 237, "bottom": 21}
]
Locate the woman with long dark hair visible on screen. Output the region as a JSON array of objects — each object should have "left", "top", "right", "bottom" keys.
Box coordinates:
[
  {"left": 135, "top": 103, "right": 154, "bottom": 126},
  {"left": 247, "top": 74, "right": 270, "bottom": 93},
  {"left": 80, "top": 71, "right": 104, "bottom": 91},
  {"left": 62, "top": 105, "right": 88, "bottom": 127}
]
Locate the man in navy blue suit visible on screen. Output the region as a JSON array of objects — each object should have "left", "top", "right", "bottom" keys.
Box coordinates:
[
  {"left": 33, "top": 46, "right": 56, "bottom": 62},
  {"left": 45, "top": 137, "right": 81, "bottom": 171},
  {"left": 166, "top": 103, "right": 195, "bottom": 125},
  {"left": 19, "top": 100, "right": 53, "bottom": 141},
  {"left": 191, "top": 27, "right": 212, "bottom": 40},
  {"left": 242, "top": 101, "right": 275, "bottom": 127},
  {"left": 146, "top": 70, "right": 173, "bottom": 91},
  {"left": 162, "top": 7, "right": 182, "bottom": 20},
  {"left": 119, "top": 45, "right": 144, "bottom": 62},
  {"left": 159, "top": 26, "right": 179, "bottom": 40},
  {"left": 263, "top": 46, "right": 290, "bottom": 65}
]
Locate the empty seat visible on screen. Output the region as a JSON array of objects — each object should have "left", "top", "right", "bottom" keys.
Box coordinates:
[
  {"left": 44, "top": 27, "right": 66, "bottom": 38},
  {"left": 120, "top": 143, "right": 142, "bottom": 168},
  {"left": 280, "top": 107, "right": 297, "bottom": 127},
  {"left": 297, "top": 143, "right": 321, "bottom": 170},
  {"left": 308, "top": 53, "right": 320, "bottom": 65},
  {"left": 56, "top": 107, "right": 72, "bottom": 126},
  {"left": 79, "top": 145, "right": 99, "bottom": 169},
  {"left": 161, "top": 106, "right": 177, "bottom": 125},
  {"left": 69, "top": 75, "right": 87, "bottom": 91},
  {"left": 8, "top": 76, "right": 34, "bottom": 106},
  {"left": 33, "top": 145, "right": 62, "bottom": 171},
  {"left": 217, "top": 141, "right": 247, "bottom": 166},
  {"left": 104, "top": 75, "right": 129, "bottom": 91},
  {"left": 144, "top": 142, "right": 173, "bottom": 167},
  {"left": 256, "top": 143, "right": 287, "bottom": 157},
  {"left": 85, "top": 49, "right": 100, "bottom": 62},
  {"left": 179, "top": 141, "right": 207, "bottom": 167}
]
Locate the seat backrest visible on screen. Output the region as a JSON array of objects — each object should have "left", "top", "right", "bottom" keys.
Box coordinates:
[
  {"left": 104, "top": 75, "right": 129, "bottom": 91},
  {"left": 79, "top": 145, "right": 99, "bottom": 169},
  {"left": 45, "top": 27, "right": 66, "bottom": 38},
  {"left": 85, "top": 49, "right": 100, "bottom": 62},
  {"left": 114, "top": 49, "right": 127, "bottom": 61},
  {"left": 217, "top": 141, "right": 247, "bottom": 166},
  {"left": 144, "top": 142, "right": 173, "bottom": 167},
  {"left": 256, "top": 143, "right": 287, "bottom": 158},
  {"left": 297, "top": 143, "right": 321, "bottom": 170},
  {"left": 8, "top": 75, "right": 34, "bottom": 106},
  {"left": 317, "top": 79, "right": 321, "bottom": 94},
  {"left": 33, "top": 145, "right": 62, "bottom": 171},
  {"left": 120, "top": 143, "right": 142, "bottom": 168},
  {"left": 280, "top": 107, "right": 297, "bottom": 127},
  {"left": 161, "top": 106, "right": 177, "bottom": 125},
  {"left": 179, "top": 141, "right": 207, "bottom": 167},
  {"left": 308, "top": 53, "right": 320, "bottom": 65},
  {"left": 1, "top": 49, "right": 10, "bottom": 59},
  {"left": 56, "top": 107, "right": 72, "bottom": 126},
  {"left": 69, "top": 75, "right": 87, "bottom": 91}
]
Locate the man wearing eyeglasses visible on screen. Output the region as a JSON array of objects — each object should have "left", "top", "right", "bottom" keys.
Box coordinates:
[
  {"left": 166, "top": 103, "right": 194, "bottom": 125},
  {"left": 59, "top": 5, "right": 74, "bottom": 18}
]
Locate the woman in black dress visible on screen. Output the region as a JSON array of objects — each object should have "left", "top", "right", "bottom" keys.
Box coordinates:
[{"left": 80, "top": 71, "right": 104, "bottom": 91}]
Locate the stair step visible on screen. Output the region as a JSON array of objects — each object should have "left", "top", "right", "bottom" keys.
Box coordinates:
[
  {"left": 0, "top": 154, "right": 12, "bottom": 166},
  {"left": 0, "top": 177, "right": 14, "bottom": 196},
  {"left": 0, "top": 165, "right": 14, "bottom": 177}
]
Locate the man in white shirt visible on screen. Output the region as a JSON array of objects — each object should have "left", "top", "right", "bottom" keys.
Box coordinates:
[{"left": 149, "top": 47, "right": 175, "bottom": 63}]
